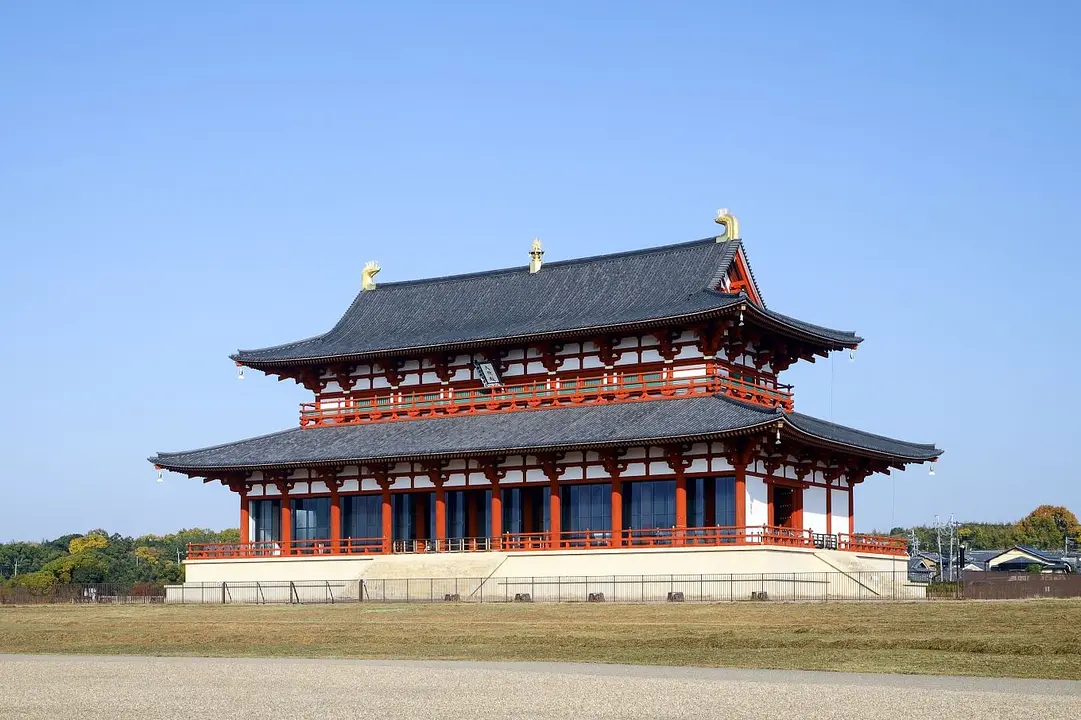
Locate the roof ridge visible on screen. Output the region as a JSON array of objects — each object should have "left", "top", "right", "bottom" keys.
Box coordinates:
[{"left": 368, "top": 236, "right": 725, "bottom": 291}]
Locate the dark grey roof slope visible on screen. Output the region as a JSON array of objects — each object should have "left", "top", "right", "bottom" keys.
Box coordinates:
[
  {"left": 786, "top": 413, "right": 942, "bottom": 461},
  {"left": 233, "top": 238, "right": 860, "bottom": 367},
  {"left": 151, "top": 395, "right": 940, "bottom": 472}
]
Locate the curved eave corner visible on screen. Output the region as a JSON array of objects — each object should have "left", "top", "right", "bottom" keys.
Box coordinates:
[{"left": 781, "top": 413, "right": 942, "bottom": 464}]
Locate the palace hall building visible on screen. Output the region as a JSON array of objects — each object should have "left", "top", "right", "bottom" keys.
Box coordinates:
[{"left": 151, "top": 211, "right": 941, "bottom": 590}]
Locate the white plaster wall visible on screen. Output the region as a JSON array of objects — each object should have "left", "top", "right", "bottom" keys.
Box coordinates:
[
  {"left": 746, "top": 476, "right": 768, "bottom": 526},
  {"left": 803, "top": 486, "right": 828, "bottom": 534},
  {"left": 831, "top": 488, "right": 850, "bottom": 535},
  {"left": 185, "top": 556, "right": 375, "bottom": 583}
]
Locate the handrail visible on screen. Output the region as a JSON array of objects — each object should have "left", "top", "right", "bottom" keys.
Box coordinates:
[
  {"left": 186, "top": 537, "right": 384, "bottom": 560},
  {"left": 300, "top": 370, "right": 793, "bottom": 427},
  {"left": 186, "top": 528, "right": 907, "bottom": 560}
]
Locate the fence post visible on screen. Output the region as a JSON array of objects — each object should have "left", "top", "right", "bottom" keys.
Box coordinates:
[
  {"left": 699, "top": 574, "right": 704, "bottom": 602},
  {"left": 290, "top": 581, "right": 299, "bottom": 605},
  {"left": 430, "top": 578, "right": 434, "bottom": 602},
  {"left": 641, "top": 575, "right": 645, "bottom": 603},
  {"left": 221, "top": 582, "right": 226, "bottom": 605},
  {"left": 557, "top": 576, "right": 561, "bottom": 603}
]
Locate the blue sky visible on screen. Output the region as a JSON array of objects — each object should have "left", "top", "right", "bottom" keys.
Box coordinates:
[{"left": 1, "top": 2, "right": 1078, "bottom": 541}]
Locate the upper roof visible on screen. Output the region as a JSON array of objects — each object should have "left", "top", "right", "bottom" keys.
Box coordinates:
[
  {"left": 233, "top": 238, "right": 861, "bottom": 368},
  {"left": 150, "top": 394, "right": 940, "bottom": 473}
]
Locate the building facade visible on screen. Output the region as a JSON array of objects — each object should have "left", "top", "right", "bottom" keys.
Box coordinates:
[{"left": 151, "top": 212, "right": 941, "bottom": 584}]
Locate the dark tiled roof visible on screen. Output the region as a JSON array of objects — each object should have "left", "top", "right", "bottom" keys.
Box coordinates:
[
  {"left": 233, "top": 238, "right": 860, "bottom": 367},
  {"left": 786, "top": 413, "right": 942, "bottom": 461},
  {"left": 150, "top": 395, "right": 940, "bottom": 472}
]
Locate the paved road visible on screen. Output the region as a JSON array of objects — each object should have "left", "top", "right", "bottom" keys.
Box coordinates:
[{"left": 1, "top": 655, "right": 1078, "bottom": 719}]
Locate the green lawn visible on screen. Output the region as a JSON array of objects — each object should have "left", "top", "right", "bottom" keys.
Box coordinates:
[{"left": 2, "top": 600, "right": 1079, "bottom": 679}]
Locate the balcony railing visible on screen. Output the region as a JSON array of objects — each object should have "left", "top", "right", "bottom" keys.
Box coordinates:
[
  {"left": 300, "top": 370, "right": 793, "bottom": 427},
  {"left": 187, "top": 527, "right": 907, "bottom": 560}
]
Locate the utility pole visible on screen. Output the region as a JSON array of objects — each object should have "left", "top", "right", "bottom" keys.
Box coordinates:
[{"left": 933, "top": 515, "right": 944, "bottom": 581}]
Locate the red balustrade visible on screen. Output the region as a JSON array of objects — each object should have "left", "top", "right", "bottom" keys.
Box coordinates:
[
  {"left": 299, "top": 370, "right": 793, "bottom": 427},
  {"left": 187, "top": 527, "right": 906, "bottom": 560},
  {"left": 186, "top": 537, "right": 383, "bottom": 560}
]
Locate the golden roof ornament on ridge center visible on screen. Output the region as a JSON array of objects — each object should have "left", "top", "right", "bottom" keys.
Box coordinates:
[{"left": 529, "top": 237, "right": 544, "bottom": 274}]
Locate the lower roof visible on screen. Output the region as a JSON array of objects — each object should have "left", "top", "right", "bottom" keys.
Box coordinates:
[{"left": 151, "top": 395, "right": 942, "bottom": 473}]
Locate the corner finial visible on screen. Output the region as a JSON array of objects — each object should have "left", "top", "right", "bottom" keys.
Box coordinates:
[
  {"left": 529, "top": 237, "right": 544, "bottom": 274},
  {"left": 715, "top": 208, "right": 740, "bottom": 242},
  {"left": 362, "top": 260, "right": 381, "bottom": 291}
]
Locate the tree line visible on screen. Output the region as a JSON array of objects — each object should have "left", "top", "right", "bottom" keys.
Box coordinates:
[
  {"left": 0, "top": 528, "right": 238, "bottom": 591},
  {"left": 885, "top": 505, "right": 1080, "bottom": 554}
]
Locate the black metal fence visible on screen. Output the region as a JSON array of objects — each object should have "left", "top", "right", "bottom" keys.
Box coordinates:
[{"left": 167, "top": 571, "right": 937, "bottom": 604}]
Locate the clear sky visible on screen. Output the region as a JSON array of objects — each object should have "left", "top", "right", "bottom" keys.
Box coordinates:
[{"left": 2, "top": 2, "right": 1079, "bottom": 541}]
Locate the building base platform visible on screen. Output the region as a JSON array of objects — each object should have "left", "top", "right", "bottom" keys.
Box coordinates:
[{"left": 168, "top": 546, "right": 925, "bottom": 602}]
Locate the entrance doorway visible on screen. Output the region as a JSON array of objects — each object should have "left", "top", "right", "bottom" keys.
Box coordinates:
[{"left": 772, "top": 486, "right": 795, "bottom": 528}]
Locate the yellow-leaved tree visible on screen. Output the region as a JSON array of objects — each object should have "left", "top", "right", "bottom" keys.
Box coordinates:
[{"left": 68, "top": 533, "right": 108, "bottom": 555}]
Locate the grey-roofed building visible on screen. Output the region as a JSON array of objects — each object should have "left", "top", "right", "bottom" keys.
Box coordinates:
[{"left": 151, "top": 210, "right": 941, "bottom": 581}]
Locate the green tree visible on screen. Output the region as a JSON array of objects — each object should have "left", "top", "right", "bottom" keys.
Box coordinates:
[{"left": 1015, "top": 506, "right": 1080, "bottom": 551}]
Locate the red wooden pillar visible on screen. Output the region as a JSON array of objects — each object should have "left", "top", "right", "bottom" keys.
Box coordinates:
[
  {"left": 329, "top": 484, "right": 342, "bottom": 553},
  {"left": 539, "top": 455, "right": 565, "bottom": 550},
  {"left": 548, "top": 478, "right": 561, "bottom": 549},
  {"left": 482, "top": 461, "right": 506, "bottom": 549},
  {"left": 278, "top": 483, "right": 292, "bottom": 555},
  {"left": 239, "top": 490, "right": 250, "bottom": 545},
  {"left": 848, "top": 483, "right": 855, "bottom": 535},
  {"left": 666, "top": 447, "right": 691, "bottom": 545},
  {"left": 766, "top": 483, "right": 774, "bottom": 527},
  {"left": 379, "top": 480, "right": 392, "bottom": 554},
  {"left": 602, "top": 452, "right": 627, "bottom": 548},
  {"left": 434, "top": 481, "right": 447, "bottom": 546},
  {"left": 490, "top": 483, "right": 502, "bottom": 544}
]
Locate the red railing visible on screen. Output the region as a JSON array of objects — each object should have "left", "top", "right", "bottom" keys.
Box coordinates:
[
  {"left": 186, "top": 537, "right": 384, "bottom": 560},
  {"left": 299, "top": 370, "right": 793, "bottom": 427},
  {"left": 187, "top": 527, "right": 907, "bottom": 560},
  {"left": 837, "top": 533, "right": 908, "bottom": 556}
]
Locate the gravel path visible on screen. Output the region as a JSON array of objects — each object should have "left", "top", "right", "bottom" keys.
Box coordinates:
[{"left": 1, "top": 655, "right": 1078, "bottom": 719}]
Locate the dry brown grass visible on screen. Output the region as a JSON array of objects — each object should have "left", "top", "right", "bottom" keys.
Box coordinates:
[{"left": 2, "top": 600, "right": 1079, "bottom": 679}]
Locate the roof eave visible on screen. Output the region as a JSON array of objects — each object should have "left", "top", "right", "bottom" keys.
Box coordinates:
[
  {"left": 149, "top": 418, "right": 783, "bottom": 475},
  {"left": 780, "top": 416, "right": 943, "bottom": 464},
  {"left": 233, "top": 302, "right": 860, "bottom": 370}
]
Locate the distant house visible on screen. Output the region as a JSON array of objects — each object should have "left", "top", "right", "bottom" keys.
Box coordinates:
[
  {"left": 906, "top": 547, "right": 1075, "bottom": 582},
  {"left": 984, "top": 546, "right": 1073, "bottom": 574}
]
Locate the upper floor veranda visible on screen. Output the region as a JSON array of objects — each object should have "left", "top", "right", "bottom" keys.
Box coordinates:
[{"left": 292, "top": 327, "right": 798, "bottom": 428}]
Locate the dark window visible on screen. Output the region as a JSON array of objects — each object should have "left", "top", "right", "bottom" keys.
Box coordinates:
[
  {"left": 715, "top": 476, "right": 736, "bottom": 527},
  {"left": 342, "top": 495, "right": 381, "bottom": 539},
  {"left": 625, "top": 480, "right": 675, "bottom": 530},
  {"left": 292, "top": 497, "right": 330, "bottom": 540},
  {"left": 562, "top": 483, "right": 612, "bottom": 532},
  {"left": 251, "top": 499, "right": 280, "bottom": 542}
]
